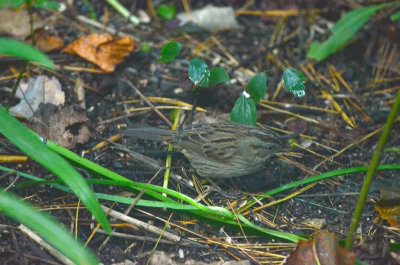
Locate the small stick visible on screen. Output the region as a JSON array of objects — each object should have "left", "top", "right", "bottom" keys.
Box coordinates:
[
  {"left": 19, "top": 225, "right": 74, "bottom": 265},
  {"left": 122, "top": 77, "right": 173, "bottom": 128},
  {"left": 101, "top": 205, "right": 181, "bottom": 243}
]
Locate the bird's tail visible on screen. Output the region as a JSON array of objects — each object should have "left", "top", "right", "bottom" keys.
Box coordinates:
[{"left": 121, "top": 126, "right": 174, "bottom": 143}]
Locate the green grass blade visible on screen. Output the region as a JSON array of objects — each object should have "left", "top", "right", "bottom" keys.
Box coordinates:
[
  {"left": 307, "top": 3, "right": 392, "bottom": 61},
  {"left": 0, "top": 106, "right": 111, "bottom": 234},
  {"left": 0, "top": 191, "right": 98, "bottom": 265},
  {"left": 0, "top": 38, "right": 54, "bottom": 69},
  {"left": 239, "top": 164, "right": 400, "bottom": 213}
]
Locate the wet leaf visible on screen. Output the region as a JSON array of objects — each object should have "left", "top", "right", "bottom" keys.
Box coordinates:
[
  {"left": 284, "top": 232, "right": 355, "bottom": 265},
  {"left": 230, "top": 92, "right": 257, "bottom": 126},
  {"left": 63, "top": 34, "right": 135, "bottom": 73},
  {"left": 283, "top": 68, "right": 306, "bottom": 98},
  {"left": 247, "top": 72, "right": 267, "bottom": 104},
  {"left": 158, "top": 41, "right": 182, "bottom": 63},
  {"left": 157, "top": 4, "right": 175, "bottom": 20},
  {"left": 208, "top": 67, "right": 229, "bottom": 86},
  {"left": 188, "top": 58, "right": 210, "bottom": 87}
]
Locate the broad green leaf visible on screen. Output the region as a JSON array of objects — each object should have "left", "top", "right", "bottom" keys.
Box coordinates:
[
  {"left": 0, "top": 106, "right": 111, "bottom": 234},
  {"left": 0, "top": 38, "right": 54, "bottom": 69},
  {"left": 188, "top": 58, "right": 210, "bottom": 87},
  {"left": 157, "top": 4, "right": 175, "bottom": 20},
  {"left": 34, "top": 0, "right": 61, "bottom": 10},
  {"left": 391, "top": 11, "right": 400, "bottom": 21},
  {"left": 158, "top": 41, "right": 182, "bottom": 63},
  {"left": 247, "top": 72, "right": 267, "bottom": 104},
  {"left": 307, "top": 3, "right": 390, "bottom": 61},
  {"left": 208, "top": 67, "right": 230, "bottom": 86},
  {"left": 283, "top": 68, "right": 306, "bottom": 98},
  {"left": 0, "top": 0, "right": 25, "bottom": 8},
  {"left": 0, "top": 191, "right": 98, "bottom": 265},
  {"left": 230, "top": 92, "right": 257, "bottom": 126}
]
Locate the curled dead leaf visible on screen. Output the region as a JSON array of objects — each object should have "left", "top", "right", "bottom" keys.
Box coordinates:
[
  {"left": 63, "top": 33, "right": 135, "bottom": 72},
  {"left": 283, "top": 232, "right": 355, "bottom": 265},
  {"left": 30, "top": 104, "right": 90, "bottom": 149},
  {"left": 34, "top": 29, "right": 64, "bottom": 52}
]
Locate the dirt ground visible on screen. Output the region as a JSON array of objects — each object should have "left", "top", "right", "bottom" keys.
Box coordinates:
[{"left": 0, "top": 0, "right": 399, "bottom": 264}]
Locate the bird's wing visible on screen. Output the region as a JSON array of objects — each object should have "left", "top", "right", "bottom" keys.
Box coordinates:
[{"left": 175, "top": 129, "right": 239, "bottom": 163}]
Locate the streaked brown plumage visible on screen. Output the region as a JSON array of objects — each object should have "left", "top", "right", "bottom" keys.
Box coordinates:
[{"left": 122, "top": 123, "right": 281, "bottom": 178}]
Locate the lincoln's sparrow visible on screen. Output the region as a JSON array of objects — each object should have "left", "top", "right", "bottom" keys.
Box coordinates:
[{"left": 122, "top": 123, "right": 281, "bottom": 178}]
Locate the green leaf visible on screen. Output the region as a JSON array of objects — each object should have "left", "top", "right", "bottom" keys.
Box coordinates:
[
  {"left": 0, "top": 106, "right": 111, "bottom": 234},
  {"left": 0, "top": 191, "right": 98, "bottom": 265},
  {"left": 307, "top": 3, "right": 389, "bottom": 62},
  {"left": 0, "top": 0, "right": 25, "bottom": 8},
  {"left": 188, "top": 58, "right": 210, "bottom": 87},
  {"left": 0, "top": 38, "right": 54, "bottom": 69},
  {"left": 230, "top": 92, "right": 257, "bottom": 126},
  {"left": 157, "top": 4, "right": 176, "bottom": 20},
  {"left": 208, "top": 67, "right": 230, "bottom": 86},
  {"left": 34, "top": 0, "right": 61, "bottom": 10},
  {"left": 385, "top": 147, "right": 400, "bottom": 154},
  {"left": 390, "top": 242, "right": 400, "bottom": 253},
  {"left": 140, "top": 42, "right": 151, "bottom": 53},
  {"left": 391, "top": 11, "right": 400, "bottom": 21},
  {"left": 158, "top": 41, "right": 182, "bottom": 63},
  {"left": 283, "top": 68, "right": 306, "bottom": 98},
  {"left": 169, "top": 109, "right": 179, "bottom": 122},
  {"left": 247, "top": 72, "right": 267, "bottom": 104}
]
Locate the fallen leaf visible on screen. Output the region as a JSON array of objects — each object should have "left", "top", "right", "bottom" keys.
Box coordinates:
[
  {"left": 33, "top": 29, "right": 64, "bottom": 52},
  {"left": 9, "top": 75, "right": 65, "bottom": 119},
  {"left": 30, "top": 104, "right": 91, "bottom": 149},
  {"left": 375, "top": 187, "right": 400, "bottom": 228},
  {"left": 0, "top": 8, "right": 43, "bottom": 38},
  {"left": 63, "top": 33, "right": 135, "bottom": 72},
  {"left": 283, "top": 232, "right": 355, "bottom": 265}
]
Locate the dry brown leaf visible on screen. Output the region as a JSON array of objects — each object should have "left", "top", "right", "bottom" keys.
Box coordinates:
[
  {"left": 63, "top": 33, "right": 135, "bottom": 72},
  {"left": 34, "top": 29, "right": 64, "bottom": 52},
  {"left": 375, "top": 187, "right": 400, "bottom": 228},
  {"left": 30, "top": 104, "right": 90, "bottom": 149},
  {"left": 283, "top": 232, "right": 355, "bottom": 265}
]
